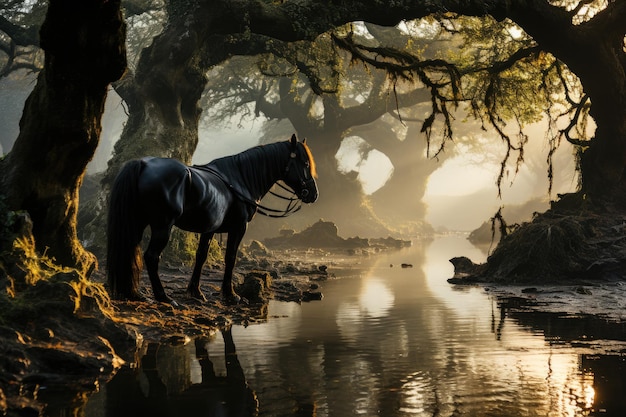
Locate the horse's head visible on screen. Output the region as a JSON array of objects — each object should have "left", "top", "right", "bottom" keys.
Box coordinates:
[{"left": 284, "top": 134, "right": 319, "bottom": 204}]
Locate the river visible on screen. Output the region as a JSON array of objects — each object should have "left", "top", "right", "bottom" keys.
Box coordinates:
[{"left": 79, "top": 235, "right": 626, "bottom": 416}]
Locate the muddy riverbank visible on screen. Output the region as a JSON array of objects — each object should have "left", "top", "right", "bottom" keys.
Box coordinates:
[
  {"left": 0, "top": 235, "right": 393, "bottom": 417},
  {"left": 446, "top": 200, "right": 626, "bottom": 323}
]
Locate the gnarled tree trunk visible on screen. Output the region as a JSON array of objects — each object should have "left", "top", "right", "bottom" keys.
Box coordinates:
[
  {"left": 505, "top": 2, "right": 626, "bottom": 200},
  {"left": 102, "top": 0, "right": 217, "bottom": 186},
  {"left": 0, "top": 0, "right": 126, "bottom": 274},
  {"left": 82, "top": 0, "right": 233, "bottom": 257},
  {"left": 364, "top": 121, "right": 441, "bottom": 234}
]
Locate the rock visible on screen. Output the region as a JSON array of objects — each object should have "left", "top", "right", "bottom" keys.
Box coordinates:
[
  {"left": 369, "top": 237, "right": 412, "bottom": 249},
  {"left": 447, "top": 256, "right": 482, "bottom": 284},
  {"left": 575, "top": 286, "right": 592, "bottom": 295},
  {"left": 237, "top": 271, "right": 273, "bottom": 304},
  {"left": 450, "top": 256, "right": 478, "bottom": 274},
  {"left": 302, "top": 291, "right": 323, "bottom": 302},
  {"left": 247, "top": 240, "right": 271, "bottom": 257},
  {"left": 264, "top": 219, "right": 410, "bottom": 250}
]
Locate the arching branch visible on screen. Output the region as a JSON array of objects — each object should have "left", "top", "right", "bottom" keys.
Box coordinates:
[
  {"left": 331, "top": 30, "right": 463, "bottom": 158},
  {"left": 0, "top": 15, "right": 40, "bottom": 47}
]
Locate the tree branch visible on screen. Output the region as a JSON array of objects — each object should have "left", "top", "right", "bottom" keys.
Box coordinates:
[{"left": 0, "top": 15, "right": 40, "bottom": 47}]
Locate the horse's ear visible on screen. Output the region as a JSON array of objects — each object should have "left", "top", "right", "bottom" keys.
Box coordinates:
[{"left": 290, "top": 134, "right": 297, "bottom": 149}]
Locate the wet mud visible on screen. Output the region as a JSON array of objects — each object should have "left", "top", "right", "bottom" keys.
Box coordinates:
[{"left": 95, "top": 251, "right": 330, "bottom": 342}]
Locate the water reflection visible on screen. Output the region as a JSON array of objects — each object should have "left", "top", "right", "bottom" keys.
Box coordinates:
[
  {"left": 92, "top": 329, "right": 258, "bottom": 417},
  {"left": 84, "top": 236, "right": 626, "bottom": 417},
  {"left": 499, "top": 297, "right": 626, "bottom": 416}
]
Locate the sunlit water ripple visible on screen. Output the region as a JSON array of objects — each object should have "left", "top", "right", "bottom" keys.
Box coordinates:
[{"left": 84, "top": 235, "right": 626, "bottom": 417}]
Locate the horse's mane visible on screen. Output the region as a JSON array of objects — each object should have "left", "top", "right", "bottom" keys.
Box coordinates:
[
  {"left": 205, "top": 141, "right": 291, "bottom": 202},
  {"left": 301, "top": 141, "right": 317, "bottom": 178}
]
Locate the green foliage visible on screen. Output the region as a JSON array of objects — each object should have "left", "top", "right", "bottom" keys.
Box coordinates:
[
  {"left": 457, "top": 17, "right": 589, "bottom": 193},
  {"left": 260, "top": 30, "right": 346, "bottom": 95},
  {"left": 160, "top": 229, "right": 223, "bottom": 267},
  {"left": 452, "top": 17, "right": 549, "bottom": 126}
]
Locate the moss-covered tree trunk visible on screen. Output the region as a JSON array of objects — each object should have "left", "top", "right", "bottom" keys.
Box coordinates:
[
  {"left": 0, "top": 0, "right": 126, "bottom": 274},
  {"left": 82, "top": 0, "right": 233, "bottom": 257},
  {"left": 102, "top": 0, "right": 218, "bottom": 187}
]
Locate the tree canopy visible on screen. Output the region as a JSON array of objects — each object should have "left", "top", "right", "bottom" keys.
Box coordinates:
[{"left": 0, "top": 0, "right": 624, "bottom": 273}]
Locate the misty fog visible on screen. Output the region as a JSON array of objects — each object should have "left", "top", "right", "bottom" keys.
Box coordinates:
[
  {"left": 424, "top": 121, "right": 579, "bottom": 231},
  {"left": 0, "top": 76, "right": 578, "bottom": 237}
]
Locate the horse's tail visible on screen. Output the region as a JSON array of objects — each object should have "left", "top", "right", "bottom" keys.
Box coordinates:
[{"left": 106, "top": 159, "right": 145, "bottom": 300}]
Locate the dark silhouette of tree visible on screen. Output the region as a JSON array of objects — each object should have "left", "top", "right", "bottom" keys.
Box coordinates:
[
  {"left": 0, "top": 0, "right": 126, "bottom": 272},
  {"left": 199, "top": 40, "right": 446, "bottom": 237}
]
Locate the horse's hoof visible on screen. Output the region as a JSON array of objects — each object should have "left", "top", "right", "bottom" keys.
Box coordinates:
[
  {"left": 187, "top": 288, "right": 207, "bottom": 302},
  {"left": 123, "top": 292, "right": 146, "bottom": 302},
  {"left": 223, "top": 293, "right": 241, "bottom": 305}
]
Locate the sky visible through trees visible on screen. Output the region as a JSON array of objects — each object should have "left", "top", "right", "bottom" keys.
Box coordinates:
[{"left": 1, "top": 0, "right": 620, "bottom": 237}]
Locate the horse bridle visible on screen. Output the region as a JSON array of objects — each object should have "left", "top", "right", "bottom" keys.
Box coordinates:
[
  {"left": 197, "top": 144, "right": 314, "bottom": 218},
  {"left": 284, "top": 146, "right": 316, "bottom": 200},
  {"left": 256, "top": 144, "right": 315, "bottom": 218}
]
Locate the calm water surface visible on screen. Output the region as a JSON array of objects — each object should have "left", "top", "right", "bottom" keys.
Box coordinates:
[{"left": 83, "top": 236, "right": 626, "bottom": 417}]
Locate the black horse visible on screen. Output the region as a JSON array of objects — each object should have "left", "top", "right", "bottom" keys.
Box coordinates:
[{"left": 106, "top": 134, "right": 318, "bottom": 305}]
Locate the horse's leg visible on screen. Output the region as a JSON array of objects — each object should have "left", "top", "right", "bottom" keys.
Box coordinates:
[
  {"left": 144, "top": 224, "right": 176, "bottom": 305},
  {"left": 187, "top": 232, "right": 214, "bottom": 301},
  {"left": 223, "top": 224, "right": 246, "bottom": 304}
]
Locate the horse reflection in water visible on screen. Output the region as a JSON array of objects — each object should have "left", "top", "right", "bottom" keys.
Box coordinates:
[
  {"left": 192, "top": 330, "right": 259, "bottom": 416},
  {"left": 106, "top": 134, "right": 318, "bottom": 305},
  {"left": 104, "top": 328, "right": 259, "bottom": 417}
]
